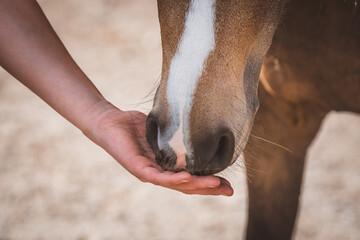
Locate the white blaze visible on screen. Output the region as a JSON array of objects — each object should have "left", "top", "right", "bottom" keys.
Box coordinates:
[{"left": 161, "top": 0, "right": 216, "bottom": 168}]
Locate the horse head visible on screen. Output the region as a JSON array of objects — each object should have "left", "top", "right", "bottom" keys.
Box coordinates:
[{"left": 146, "top": 0, "right": 285, "bottom": 175}]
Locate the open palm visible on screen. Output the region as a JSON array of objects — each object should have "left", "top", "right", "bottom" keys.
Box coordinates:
[{"left": 86, "top": 102, "right": 233, "bottom": 196}]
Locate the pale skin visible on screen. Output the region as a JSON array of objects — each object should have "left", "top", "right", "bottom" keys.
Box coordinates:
[{"left": 0, "top": 0, "right": 233, "bottom": 196}]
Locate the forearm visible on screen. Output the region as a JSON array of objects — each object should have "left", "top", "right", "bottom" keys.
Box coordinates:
[{"left": 0, "top": 0, "right": 107, "bottom": 132}]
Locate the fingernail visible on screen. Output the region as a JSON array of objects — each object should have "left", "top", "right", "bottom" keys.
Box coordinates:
[
  {"left": 220, "top": 178, "right": 231, "bottom": 186},
  {"left": 208, "top": 186, "right": 217, "bottom": 188},
  {"left": 181, "top": 180, "right": 189, "bottom": 183},
  {"left": 226, "top": 190, "right": 234, "bottom": 197}
]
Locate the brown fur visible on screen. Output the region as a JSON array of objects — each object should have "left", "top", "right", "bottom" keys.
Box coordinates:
[
  {"left": 151, "top": 0, "right": 285, "bottom": 173},
  {"left": 146, "top": 1, "right": 190, "bottom": 166},
  {"left": 149, "top": 0, "right": 359, "bottom": 239},
  {"left": 245, "top": 0, "right": 360, "bottom": 239}
]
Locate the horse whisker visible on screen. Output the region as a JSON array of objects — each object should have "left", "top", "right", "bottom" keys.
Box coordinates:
[{"left": 251, "top": 134, "right": 293, "bottom": 153}]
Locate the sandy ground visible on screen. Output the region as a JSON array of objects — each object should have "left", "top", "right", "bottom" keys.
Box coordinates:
[{"left": 0, "top": 1, "right": 359, "bottom": 239}]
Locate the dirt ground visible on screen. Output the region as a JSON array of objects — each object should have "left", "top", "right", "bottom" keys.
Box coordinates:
[{"left": 0, "top": 1, "right": 359, "bottom": 240}]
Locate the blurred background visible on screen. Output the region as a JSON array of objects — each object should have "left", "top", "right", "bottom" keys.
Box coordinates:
[{"left": 0, "top": 0, "right": 359, "bottom": 239}]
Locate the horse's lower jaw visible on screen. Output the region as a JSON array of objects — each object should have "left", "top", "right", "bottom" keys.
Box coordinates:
[
  {"left": 188, "top": 168, "right": 226, "bottom": 176},
  {"left": 158, "top": 160, "right": 228, "bottom": 176}
]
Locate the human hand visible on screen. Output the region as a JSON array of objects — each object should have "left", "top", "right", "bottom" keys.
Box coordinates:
[{"left": 84, "top": 101, "right": 234, "bottom": 196}]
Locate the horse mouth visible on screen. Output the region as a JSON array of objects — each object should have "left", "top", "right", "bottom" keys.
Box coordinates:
[
  {"left": 161, "top": 166, "right": 226, "bottom": 176},
  {"left": 155, "top": 153, "right": 235, "bottom": 176}
]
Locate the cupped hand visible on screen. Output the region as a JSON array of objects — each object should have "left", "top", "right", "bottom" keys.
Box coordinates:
[{"left": 84, "top": 101, "right": 233, "bottom": 196}]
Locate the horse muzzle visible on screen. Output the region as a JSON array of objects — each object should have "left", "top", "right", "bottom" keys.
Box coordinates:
[{"left": 146, "top": 112, "right": 235, "bottom": 175}]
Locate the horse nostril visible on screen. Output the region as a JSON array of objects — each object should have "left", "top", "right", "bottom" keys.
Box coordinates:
[
  {"left": 193, "top": 128, "right": 235, "bottom": 175},
  {"left": 215, "top": 134, "right": 233, "bottom": 163},
  {"left": 146, "top": 113, "right": 159, "bottom": 152},
  {"left": 146, "top": 113, "right": 178, "bottom": 171}
]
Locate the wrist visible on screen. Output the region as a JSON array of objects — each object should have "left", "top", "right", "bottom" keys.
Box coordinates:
[{"left": 80, "top": 100, "right": 119, "bottom": 140}]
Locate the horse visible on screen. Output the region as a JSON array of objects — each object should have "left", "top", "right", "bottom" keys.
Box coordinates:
[{"left": 145, "top": 0, "right": 360, "bottom": 239}]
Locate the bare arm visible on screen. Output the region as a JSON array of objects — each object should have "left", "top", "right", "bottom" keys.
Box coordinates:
[
  {"left": 0, "top": 0, "right": 104, "bottom": 129},
  {"left": 0, "top": 0, "right": 233, "bottom": 196}
]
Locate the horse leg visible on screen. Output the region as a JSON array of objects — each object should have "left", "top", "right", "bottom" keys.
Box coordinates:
[{"left": 244, "top": 84, "right": 328, "bottom": 240}]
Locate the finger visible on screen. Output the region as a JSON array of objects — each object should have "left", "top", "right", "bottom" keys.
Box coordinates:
[
  {"left": 166, "top": 175, "right": 222, "bottom": 191},
  {"left": 180, "top": 182, "right": 234, "bottom": 196},
  {"left": 169, "top": 176, "right": 232, "bottom": 192},
  {"left": 130, "top": 157, "right": 232, "bottom": 193},
  {"left": 218, "top": 177, "right": 232, "bottom": 187},
  {"left": 152, "top": 170, "right": 193, "bottom": 185},
  {"left": 140, "top": 167, "right": 192, "bottom": 186}
]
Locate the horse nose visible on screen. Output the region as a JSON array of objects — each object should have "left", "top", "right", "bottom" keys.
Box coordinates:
[
  {"left": 192, "top": 128, "right": 235, "bottom": 175},
  {"left": 146, "top": 113, "right": 179, "bottom": 170},
  {"left": 146, "top": 113, "right": 160, "bottom": 153},
  {"left": 146, "top": 112, "right": 235, "bottom": 174}
]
